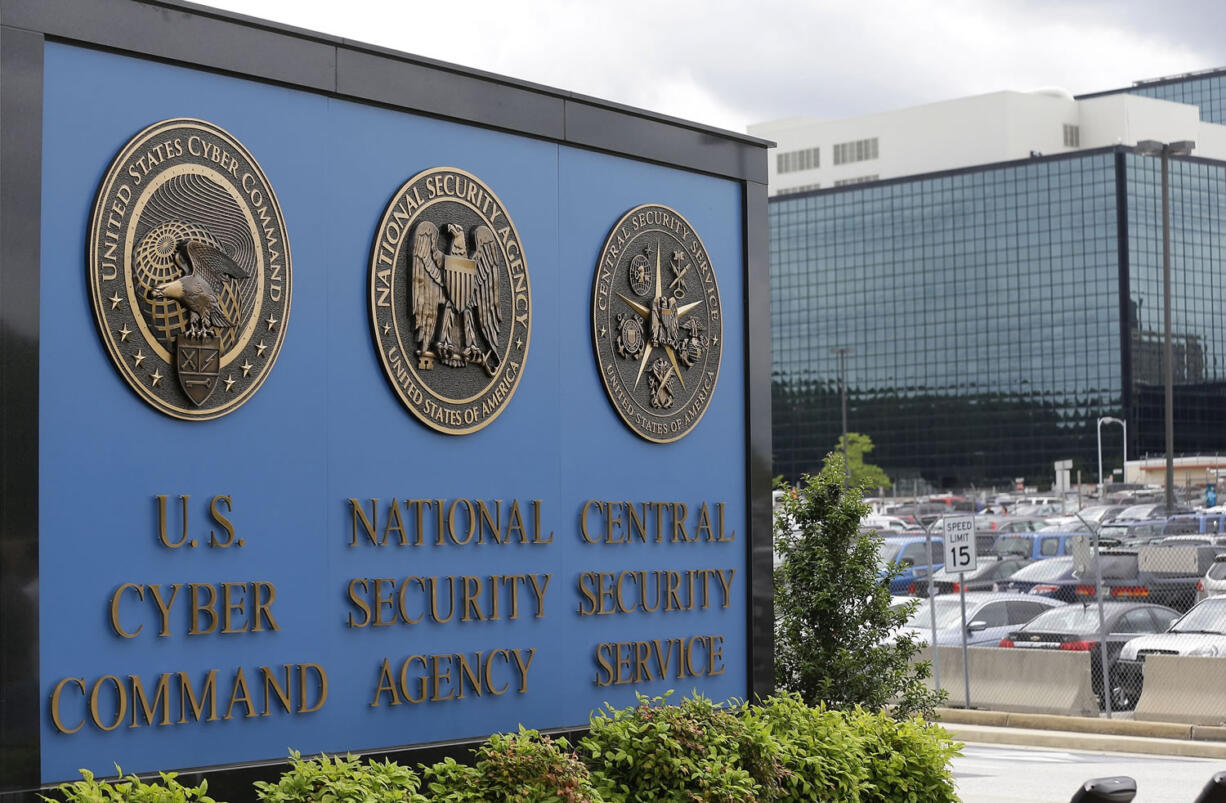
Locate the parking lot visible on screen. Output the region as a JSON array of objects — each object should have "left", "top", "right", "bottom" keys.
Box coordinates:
[{"left": 865, "top": 491, "right": 1226, "bottom": 719}]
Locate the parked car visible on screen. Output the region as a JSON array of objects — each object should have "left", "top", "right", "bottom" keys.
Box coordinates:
[
  {"left": 896, "top": 591, "right": 1063, "bottom": 647},
  {"left": 975, "top": 517, "right": 1047, "bottom": 536},
  {"left": 1196, "top": 555, "right": 1226, "bottom": 603},
  {"left": 999, "top": 601, "right": 1179, "bottom": 709},
  {"left": 1163, "top": 513, "right": 1226, "bottom": 536},
  {"left": 991, "top": 531, "right": 1082, "bottom": 561},
  {"left": 1097, "top": 519, "right": 1168, "bottom": 546},
  {"left": 862, "top": 514, "right": 918, "bottom": 533},
  {"left": 1158, "top": 534, "right": 1226, "bottom": 549},
  {"left": 877, "top": 535, "right": 944, "bottom": 594},
  {"left": 1089, "top": 544, "right": 1220, "bottom": 612},
  {"left": 1115, "top": 502, "right": 1191, "bottom": 522},
  {"left": 918, "top": 557, "right": 1032, "bottom": 595},
  {"left": 1001, "top": 552, "right": 1142, "bottom": 603},
  {"left": 1116, "top": 596, "right": 1226, "bottom": 704},
  {"left": 1042, "top": 505, "right": 1127, "bottom": 532}
]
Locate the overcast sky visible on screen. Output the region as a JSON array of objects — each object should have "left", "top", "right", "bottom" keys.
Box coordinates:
[{"left": 195, "top": 0, "right": 1226, "bottom": 135}]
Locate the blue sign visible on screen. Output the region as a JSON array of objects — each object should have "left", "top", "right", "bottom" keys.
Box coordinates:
[{"left": 34, "top": 41, "right": 750, "bottom": 784}]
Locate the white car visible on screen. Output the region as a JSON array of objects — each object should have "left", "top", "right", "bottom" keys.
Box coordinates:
[
  {"left": 1196, "top": 555, "right": 1226, "bottom": 603},
  {"left": 1116, "top": 596, "right": 1226, "bottom": 702}
]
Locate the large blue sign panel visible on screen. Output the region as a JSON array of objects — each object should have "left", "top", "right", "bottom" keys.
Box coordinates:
[{"left": 37, "top": 42, "right": 746, "bottom": 783}]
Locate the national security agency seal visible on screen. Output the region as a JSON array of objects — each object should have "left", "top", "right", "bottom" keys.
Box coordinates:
[
  {"left": 592, "top": 204, "right": 722, "bottom": 442},
  {"left": 370, "top": 167, "right": 531, "bottom": 434},
  {"left": 87, "top": 119, "right": 291, "bottom": 420}
]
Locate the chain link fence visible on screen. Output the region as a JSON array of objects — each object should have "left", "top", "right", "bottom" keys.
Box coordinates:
[{"left": 880, "top": 509, "right": 1226, "bottom": 721}]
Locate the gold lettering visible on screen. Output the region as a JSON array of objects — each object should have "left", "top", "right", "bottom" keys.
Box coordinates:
[{"left": 50, "top": 678, "right": 86, "bottom": 734}]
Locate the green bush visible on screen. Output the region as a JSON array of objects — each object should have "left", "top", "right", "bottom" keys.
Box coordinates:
[
  {"left": 847, "top": 709, "right": 960, "bottom": 803},
  {"left": 578, "top": 693, "right": 776, "bottom": 803},
  {"left": 252, "top": 751, "right": 426, "bottom": 803},
  {"left": 422, "top": 727, "right": 600, "bottom": 802},
  {"left": 46, "top": 695, "right": 962, "bottom": 803},
  {"left": 45, "top": 768, "right": 219, "bottom": 803},
  {"left": 773, "top": 465, "right": 945, "bottom": 719},
  {"left": 744, "top": 693, "right": 867, "bottom": 802}
]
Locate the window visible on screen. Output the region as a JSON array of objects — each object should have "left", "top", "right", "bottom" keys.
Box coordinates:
[
  {"left": 1007, "top": 600, "right": 1052, "bottom": 624},
  {"left": 1117, "top": 609, "right": 1156, "bottom": 633},
  {"left": 834, "top": 175, "right": 879, "bottom": 187},
  {"left": 1063, "top": 124, "right": 1080, "bottom": 148},
  {"left": 776, "top": 147, "right": 820, "bottom": 174},
  {"left": 974, "top": 602, "right": 1009, "bottom": 627},
  {"left": 833, "top": 137, "right": 879, "bottom": 165},
  {"left": 1040, "top": 537, "right": 1059, "bottom": 556},
  {"left": 775, "top": 183, "right": 821, "bottom": 196}
]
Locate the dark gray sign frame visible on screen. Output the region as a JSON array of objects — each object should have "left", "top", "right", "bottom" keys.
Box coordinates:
[{"left": 0, "top": 1, "right": 772, "bottom": 798}]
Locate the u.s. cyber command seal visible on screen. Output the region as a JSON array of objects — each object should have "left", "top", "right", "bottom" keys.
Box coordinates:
[
  {"left": 592, "top": 204, "right": 722, "bottom": 442},
  {"left": 87, "top": 119, "right": 291, "bottom": 420},
  {"left": 370, "top": 168, "right": 530, "bottom": 434}
]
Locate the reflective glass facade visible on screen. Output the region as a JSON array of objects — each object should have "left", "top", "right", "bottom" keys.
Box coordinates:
[
  {"left": 1125, "top": 153, "right": 1226, "bottom": 460},
  {"left": 771, "top": 148, "right": 1226, "bottom": 488},
  {"left": 1127, "top": 72, "right": 1226, "bottom": 125}
]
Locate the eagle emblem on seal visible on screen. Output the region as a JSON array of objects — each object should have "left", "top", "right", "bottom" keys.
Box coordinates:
[
  {"left": 411, "top": 221, "right": 502, "bottom": 375},
  {"left": 152, "top": 240, "right": 249, "bottom": 338}
]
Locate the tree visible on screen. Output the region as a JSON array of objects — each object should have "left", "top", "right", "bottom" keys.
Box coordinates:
[
  {"left": 822, "top": 432, "right": 891, "bottom": 491},
  {"left": 773, "top": 462, "right": 944, "bottom": 718}
]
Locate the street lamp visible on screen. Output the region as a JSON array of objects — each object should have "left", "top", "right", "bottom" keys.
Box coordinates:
[
  {"left": 830, "top": 347, "right": 853, "bottom": 489},
  {"left": 1135, "top": 139, "right": 1194, "bottom": 513},
  {"left": 1096, "top": 416, "right": 1127, "bottom": 501}
]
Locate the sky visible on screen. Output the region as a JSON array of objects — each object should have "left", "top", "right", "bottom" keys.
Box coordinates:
[{"left": 193, "top": 0, "right": 1226, "bottom": 135}]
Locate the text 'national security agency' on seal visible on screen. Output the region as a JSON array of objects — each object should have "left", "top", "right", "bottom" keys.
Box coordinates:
[
  {"left": 369, "top": 168, "right": 531, "bottom": 435},
  {"left": 87, "top": 118, "right": 292, "bottom": 420},
  {"left": 592, "top": 204, "right": 722, "bottom": 443}
]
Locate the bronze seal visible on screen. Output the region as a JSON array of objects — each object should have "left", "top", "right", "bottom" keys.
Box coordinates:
[
  {"left": 87, "top": 118, "right": 291, "bottom": 420},
  {"left": 592, "top": 204, "right": 722, "bottom": 442},
  {"left": 370, "top": 167, "right": 531, "bottom": 434}
]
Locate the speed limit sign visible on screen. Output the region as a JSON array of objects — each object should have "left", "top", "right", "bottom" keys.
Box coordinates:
[{"left": 943, "top": 515, "right": 977, "bottom": 573}]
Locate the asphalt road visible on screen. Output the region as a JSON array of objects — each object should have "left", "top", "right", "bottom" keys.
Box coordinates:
[{"left": 954, "top": 742, "right": 1226, "bottom": 802}]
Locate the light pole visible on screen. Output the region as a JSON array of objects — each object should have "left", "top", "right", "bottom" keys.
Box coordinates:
[
  {"left": 1097, "top": 416, "right": 1127, "bottom": 501},
  {"left": 1135, "top": 139, "right": 1194, "bottom": 512},
  {"left": 831, "top": 347, "right": 853, "bottom": 489}
]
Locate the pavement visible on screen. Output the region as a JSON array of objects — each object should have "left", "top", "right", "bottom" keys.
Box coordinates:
[
  {"left": 936, "top": 708, "right": 1226, "bottom": 759},
  {"left": 953, "top": 742, "right": 1225, "bottom": 803}
]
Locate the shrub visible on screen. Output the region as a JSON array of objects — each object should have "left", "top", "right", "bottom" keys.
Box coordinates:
[
  {"left": 773, "top": 464, "right": 945, "bottom": 718},
  {"left": 579, "top": 693, "right": 775, "bottom": 803},
  {"left": 847, "top": 708, "right": 960, "bottom": 803},
  {"left": 743, "top": 693, "right": 867, "bottom": 802},
  {"left": 252, "top": 751, "right": 426, "bottom": 803},
  {"left": 422, "top": 727, "right": 600, "bottom": 802},
  {"left": 45, "top": 768, "right": 219, "bottom": 803}
]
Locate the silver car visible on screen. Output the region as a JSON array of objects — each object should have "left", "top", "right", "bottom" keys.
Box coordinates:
[
  {"left": 1196, "top": 554, "right": 1226, "bottom": 603},
  {"left": 897, "top": 591, "right": 1064, "bottom": 647}
]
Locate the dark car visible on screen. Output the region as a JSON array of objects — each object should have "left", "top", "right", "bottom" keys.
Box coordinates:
[
  {"left": 1085, "top": 544, "right": 1219, "bottom": 612},
  {"left": 1001, "top": 553, "right": 1140, "bottom": 602},
  {"left": 999, "top": 601, "right": 1179, "bottom": 709},
  {"left": 917, "top": 557, "right": 1032, "bottom": 595},
  {"left": 1097, "top": 519, "right": 1168, "bottom": 547}
]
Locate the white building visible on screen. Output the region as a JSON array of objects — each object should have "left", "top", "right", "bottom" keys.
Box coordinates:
[{"left": 750, "top": 88, "right": 1226, "bottom": 196}]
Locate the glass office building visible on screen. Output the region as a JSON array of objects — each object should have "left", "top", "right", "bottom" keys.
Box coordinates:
[
  {"left": 1084, "top": 70, "right": 1226, "bottom": 126},
  {"left": 771, "top": 147, "right": 1226, "bottom": 488}
]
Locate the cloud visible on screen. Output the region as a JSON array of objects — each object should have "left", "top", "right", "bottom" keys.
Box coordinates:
[{"left": 195, "top": 0, "right": 1224, "bottom": 133}]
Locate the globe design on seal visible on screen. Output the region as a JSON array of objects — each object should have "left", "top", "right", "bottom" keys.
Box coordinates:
[{"left": 133, "top": 221, "right": 241, "bottom": 353}]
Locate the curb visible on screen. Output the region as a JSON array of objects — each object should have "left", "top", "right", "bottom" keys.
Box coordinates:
[{"left": 935, "top": 708, "right": 1226, "bottom": 759}]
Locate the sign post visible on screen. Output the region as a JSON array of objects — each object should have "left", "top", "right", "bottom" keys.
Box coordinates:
[{"left": 944, "top": 515, "right": 976, "bottom": 708}]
